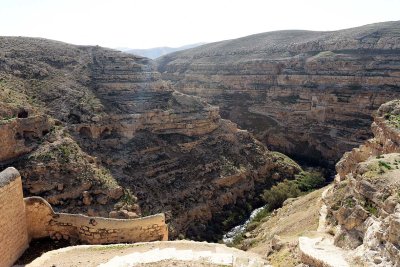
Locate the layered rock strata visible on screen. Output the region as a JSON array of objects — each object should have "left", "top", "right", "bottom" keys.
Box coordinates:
[
  {"left": 321, "top": 100, "right": 400, "bottom": 266},
  {"left": 0, "top": 37, "right": 300, "bottom": 239},
  {"left": 157, "top": 21, "right": 400, "bottom": 166}
]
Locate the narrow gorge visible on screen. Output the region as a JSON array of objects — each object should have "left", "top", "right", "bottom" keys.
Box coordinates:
[
  {"left": 1, "top": 19, "right": 400, "bottom": 267},
  {"left": 157, "top": 21, "right": 400, "bottom": 167},
  {"left": 0, "top": 37, "right": 300, "bottom": 242}
]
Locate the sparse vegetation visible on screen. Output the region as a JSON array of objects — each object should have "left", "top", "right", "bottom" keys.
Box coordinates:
[
  {"left": 0, "top": 114, "right": 17, "bottom": 124},
  {"left": 230, "top": 233, "right": 245, "bottom": 246},
  {"left": 120, "top": 188, "right": 137, "bottom": 206},
  {"left": 378, "top": 160, "right": 392, "bottom": 170},
  {"left": 344, "top": 197, "right": 356, "bottom": 208},
  {"left": 262, "top": 171, "right": 325, "bottom": 210},
  {"left": 263, "top": 180, "right": 301, "bottom": 210},
  {"left": 271, "top": 151, "right": 301, "bottom": 170},
  {"left": 363, "top": 156, "right": 400, "bottom": 179},
  {"left": 57, "top": 143, "right": 75, "bottom": 163},
  {"left": 219, "top": 156, "right": 245, "bottom": 176},
  {"left": 245, "top": 208, "right": 270, "bottom": 232},
  {"left": 364, "top": 200, "right": 378, "bottom": 217},
  {"left": 386, "top": 114, "right": 400, "bottom": 129}
]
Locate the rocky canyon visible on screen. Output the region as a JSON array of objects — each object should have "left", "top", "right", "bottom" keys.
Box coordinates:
[
  {"left": 157, "top": 21, "right": 400, "bottom": 167},
  {"left": 0, "top": 37, "right": 300, "bottom": 241},
  {"left": 1, "top": 19, "right": 400, "bottom": 267}
]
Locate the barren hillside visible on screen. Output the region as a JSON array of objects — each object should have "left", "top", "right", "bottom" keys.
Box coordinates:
[
  {"left": 157, "top": 21, "right": 400, "bottom": 167},
  {"left": 0, "top": 37, "right": 301, "bottom": 240}
]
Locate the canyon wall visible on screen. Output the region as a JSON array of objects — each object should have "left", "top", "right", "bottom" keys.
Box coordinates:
[
  {"left": 336, "top": 100, "right": 400, "bottom": 179},
  {"left": 233, "top": 100, "right": 400, "bottom": 266},
  {"left": 0, "top": 37, "right": 301, "bottom": 240},
  {"left": 322, "top": 100, "right": 400, "bottom": 266},
  {"left": 157, "top": 21, "right": 400, "bottom": 166},
  {"left": 0, "top": 167, "right": 29, "bottom": 267}
]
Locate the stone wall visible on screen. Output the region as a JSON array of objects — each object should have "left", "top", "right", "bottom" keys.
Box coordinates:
[
  {"left": 25, "top": 197, "right": 168, "bottom": 244},
  {"left": 0, "top": 167, "right": 168, "bottom": 266},
  {"left": 0, "top": 167, "right": 29, "bottom": 267}
]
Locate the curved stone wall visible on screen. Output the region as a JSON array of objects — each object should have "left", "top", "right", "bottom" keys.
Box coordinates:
[
  {"left": 25, "top": 196, "right": 168, "bottom": 244},
  {"left": 0, "top": 167, "right": 168, "bottom": 266}
]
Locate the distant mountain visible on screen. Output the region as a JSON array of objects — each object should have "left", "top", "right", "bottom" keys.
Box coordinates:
[{"left": 119, "top": 43, "right": 206, "bottom": 59}]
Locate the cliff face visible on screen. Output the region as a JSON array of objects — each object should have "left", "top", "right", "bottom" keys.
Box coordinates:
[
  {"left": 322, "top": 100, "right": 400, "bottom": 266},
  {"left": 0, "top": 37, "right": 300, "bottom": 239},
  {"left": 223, "top": 100, "right": 400, "bottom": 266},
  {"left": 157, "top": 21, "right": 400, "bottom": 166}
]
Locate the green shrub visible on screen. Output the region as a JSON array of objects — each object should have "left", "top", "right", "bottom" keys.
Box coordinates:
[
  {"left": 262, "top": 171, "right": 325, "bottom": 210},
  {"left": 364, "top": 201, "right": 378, "bottom": 217},
  {"left": 229, "top": 232, "right": 245, "bottom": 247},
  {"left": 251, "top": 207, "right": 270, "bottom": 223},
  {"left": 344, "top": 197, "right": 356, "bottom": 208},
  {"left": 378, "top": 160, "right": 392, "bottom": 170},
  {"left": 295, "top": 171, "right": 325, "bottom": 192},
  {"left": 262, "top": 180, "right": 301, "bottom": 210}
]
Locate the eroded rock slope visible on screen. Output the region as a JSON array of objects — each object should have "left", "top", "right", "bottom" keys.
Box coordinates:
[
  {"left": 0, "top": 37, "right": 300, "bottom": 239},
  {"left": 217, "top": 100, "right": 400, "bottom": 266},
  {"left": 322, "top": 100, "right": 400, "bottom": 266},
  {"left": 157, "top": 21, "right": 400, "bottom": 166}
]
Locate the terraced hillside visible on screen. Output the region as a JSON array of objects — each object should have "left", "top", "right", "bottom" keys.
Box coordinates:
[
  {"left": 0, "top": 37, "right": 300, "bottom": 240},
  {"left": 157, "top": 21, "right": 400, "bottom": 167}
]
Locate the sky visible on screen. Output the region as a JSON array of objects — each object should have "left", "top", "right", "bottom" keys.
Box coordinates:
[{"left": 0, "top": 0, "right": 399, "bottom": 49}]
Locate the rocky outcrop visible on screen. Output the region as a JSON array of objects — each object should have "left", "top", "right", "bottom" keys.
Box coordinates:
[
  {"left": 157, "top": 21, "right": 400, "bottom": 166},
  {"left": 227, "top": 100, "right": 400, "bottom": 266},
  {"left": 322, "top": 100, "right": 400, "bottom": 266},
  {"left": 0, "top": 115, "right": 53, "bottom": 162},
  {"left": 0, "top": 37, "right": 300, "bottom": 240},
  {"left": 336, "top": 100, "right": 400, "bottom": 179}
]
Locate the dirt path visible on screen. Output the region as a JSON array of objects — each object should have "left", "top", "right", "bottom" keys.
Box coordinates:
[{"left": 26, "top": 241, "right": 270, "bottom": 267}]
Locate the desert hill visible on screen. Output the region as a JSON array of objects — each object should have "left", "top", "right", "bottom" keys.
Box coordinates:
[
  {"left": 0, "top": 37, "right": 301, "bottom": 240},
  {"left": 157, "top": 21, "right": 400, "bottom": 167}
]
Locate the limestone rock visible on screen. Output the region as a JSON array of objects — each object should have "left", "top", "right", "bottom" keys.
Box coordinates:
[
  {"left": 82, "top": 191, "right": 92, "bottom": 206},
  {"left": 96, "top": 194, "right": 108, "bottom": 205},
  {"left": 0, "top": 37, "right": 301, "bottom": 240},
  {"left": 271, "top": 235, "right": 283, "bottom": 250},
  {"left": 157, "top": 21, "right": 400, "bottom": 167},
  {"left": 107, "top": 187, "right": 124, "bottom": 200},
  {"left": 323, "top": 100, "right": 400, "bottom": 266}
]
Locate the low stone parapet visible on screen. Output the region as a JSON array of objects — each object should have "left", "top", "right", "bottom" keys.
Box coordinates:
[{"left": 25, "top": 196, "right": 168, "bottom": 244}]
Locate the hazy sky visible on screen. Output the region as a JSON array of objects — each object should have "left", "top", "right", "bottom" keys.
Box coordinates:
[{"left": 1, "top": 0, "right": 399, "bottom": 49}]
